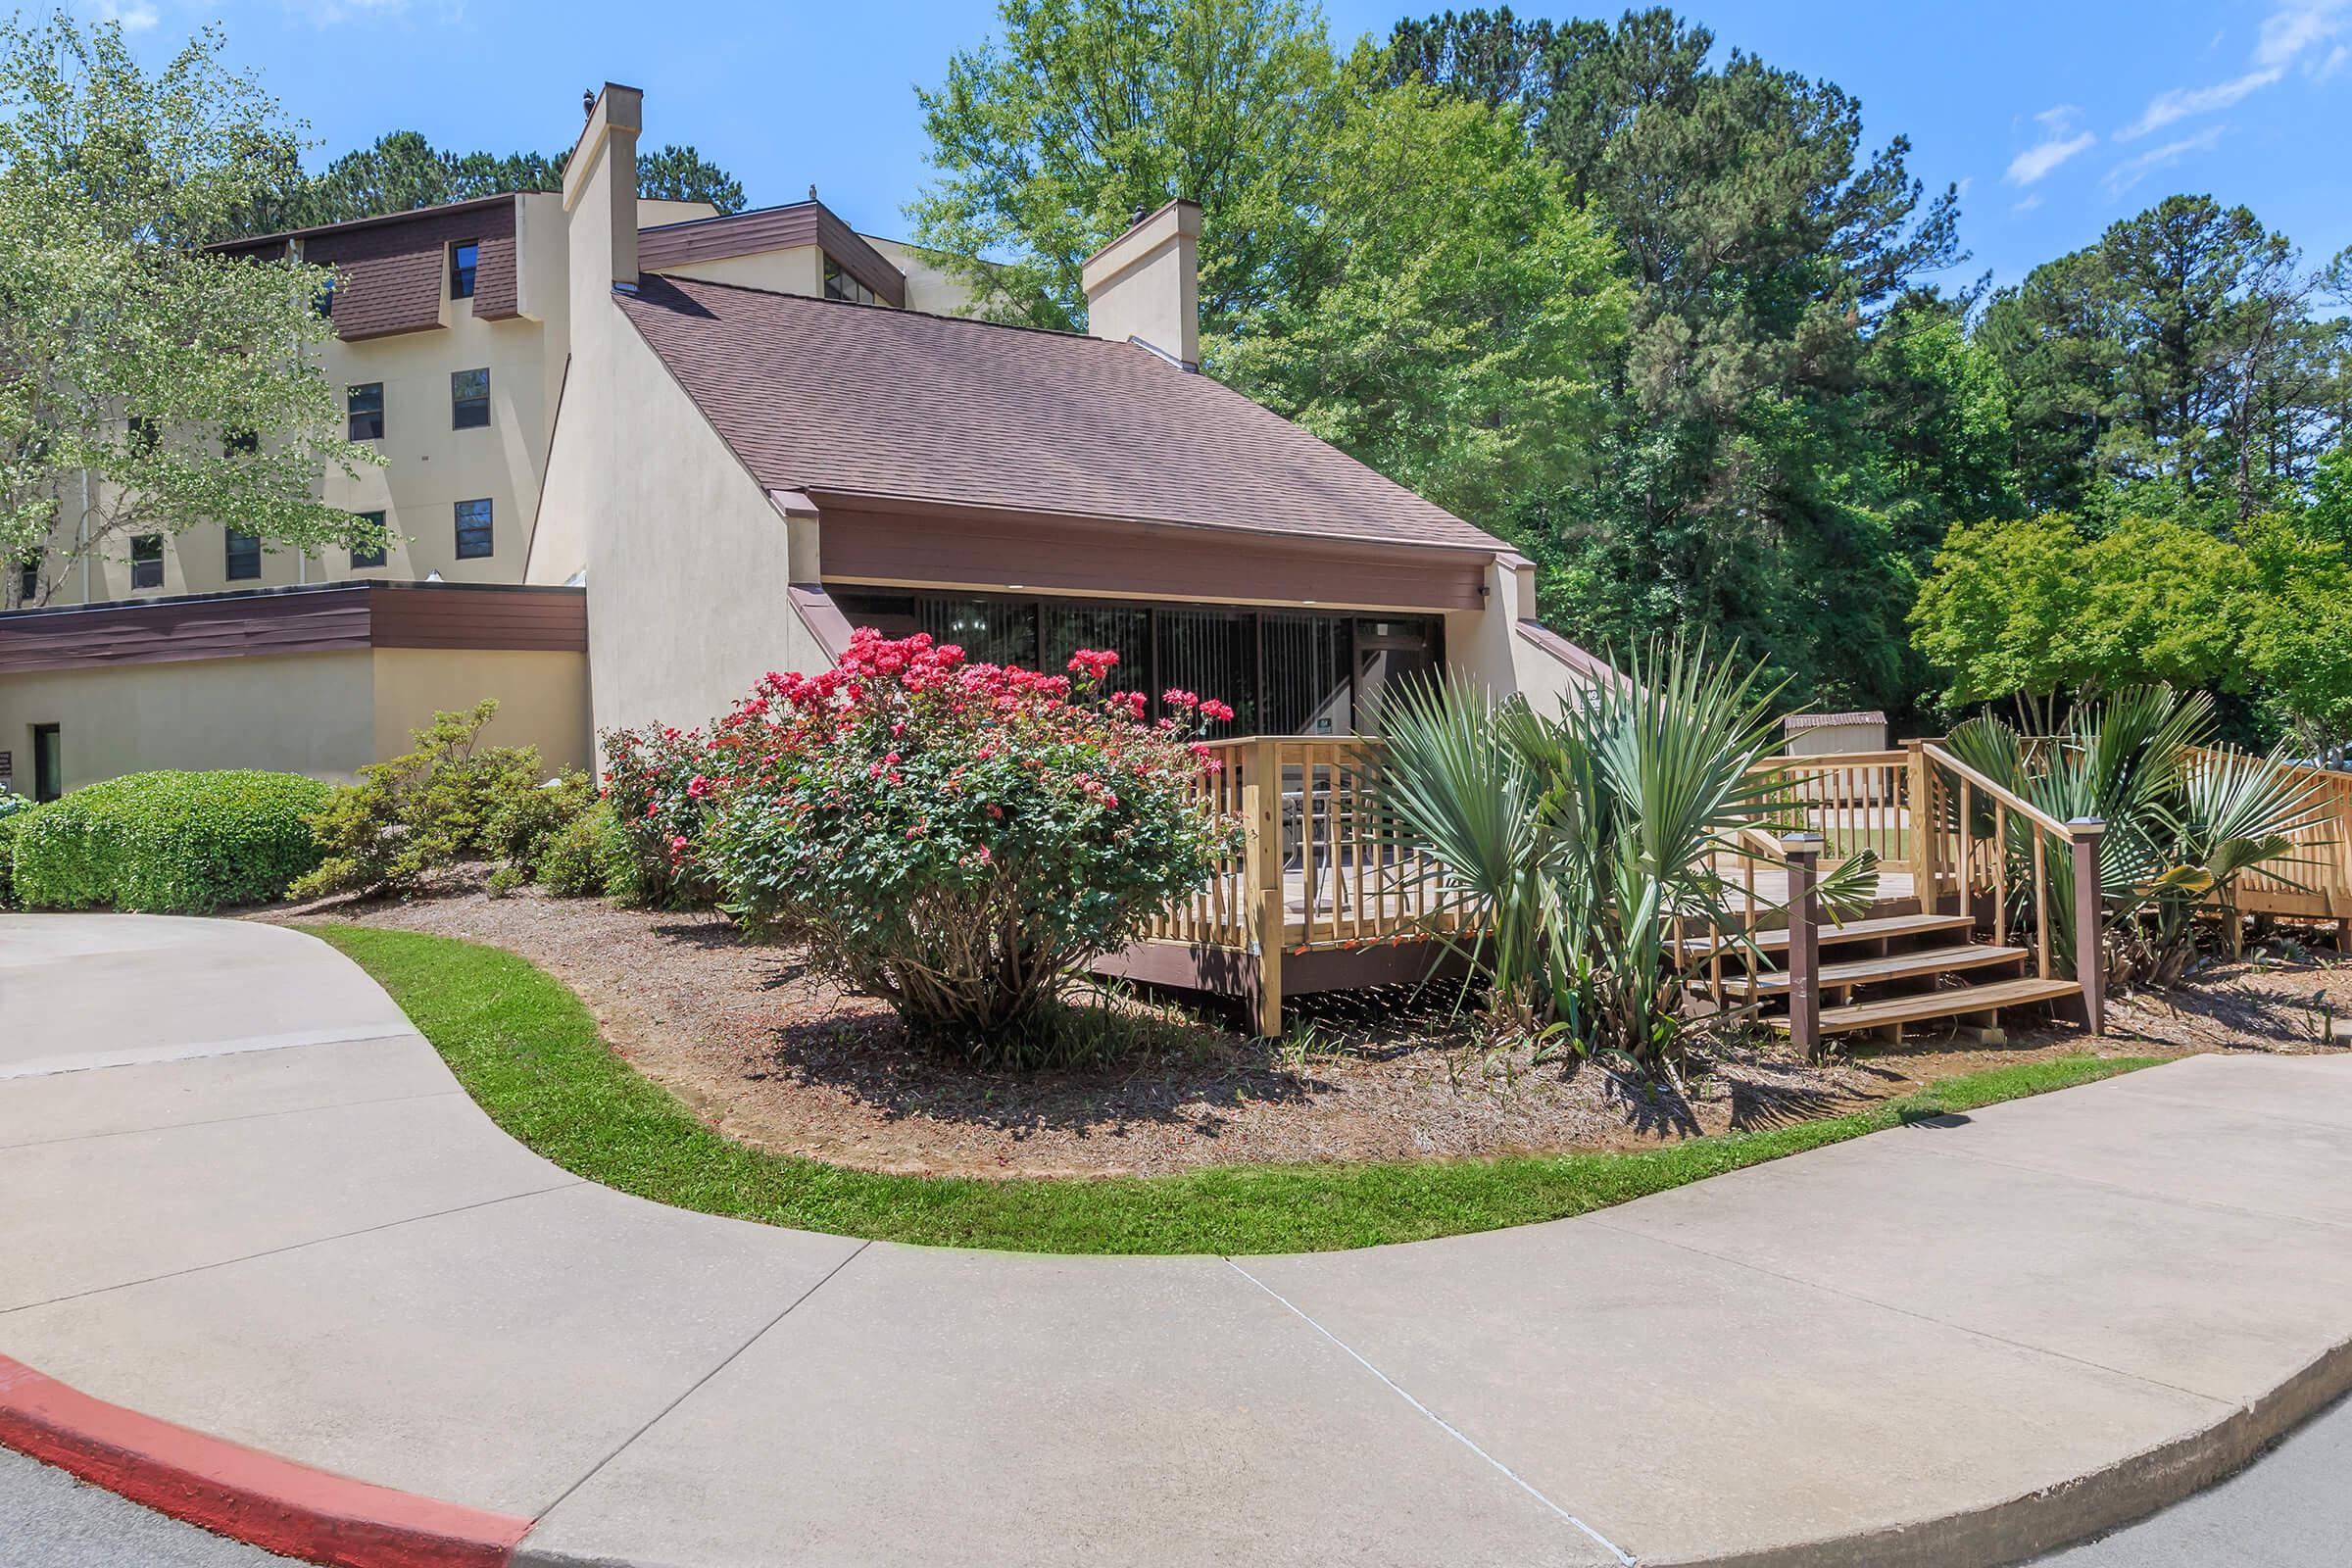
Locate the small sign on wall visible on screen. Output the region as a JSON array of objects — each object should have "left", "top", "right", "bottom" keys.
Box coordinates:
[{"left": 0, "top": 751, "right": 11, "bottom": 779}]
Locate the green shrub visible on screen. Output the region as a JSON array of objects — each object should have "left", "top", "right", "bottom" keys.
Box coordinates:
[
  {"left": 295, "top": 701, "right": 551, "bottom": 899},
  {"left": 0, "top": 783, "right": 33, "bottom": 906},
  {"left": 485, "top": 768, "right": 594, "bottom": 876},
  {"left": 10, "top": 769, "right": 330, "bottom": 912},
  {"left": 536, "top": 798, "right": 629, "bottom": 898}
]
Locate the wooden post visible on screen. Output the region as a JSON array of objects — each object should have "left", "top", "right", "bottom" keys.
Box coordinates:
[
  {"left": 2068, "top": 818, "right": 2106, "bottom": 1037},
  {"left": 1902, "top": 739, "right": 1934, "bottom": 911},
  {"left": 1248, "top": 739, "right": 1287, "bottom": 1038},
  {"left": 1783, "top": 833, "right": 1825, "bottom": 1060}
]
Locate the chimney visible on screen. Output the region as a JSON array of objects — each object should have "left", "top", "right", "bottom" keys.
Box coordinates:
[
  {"left": 1080, "top": 198, "right": 1200, "bottom": 368},
  {"left": 563, "top": 82, "right": 643, "bottom": 303}
]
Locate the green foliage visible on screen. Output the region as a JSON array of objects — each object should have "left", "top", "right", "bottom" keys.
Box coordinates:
[
  {"left": 319, "top": 922, "right": 2156, "bottom": 1253},
  {"left": 239, "top": 127, "right": 746, "bottom": 233},
  {"left": 1210, "top": 73, "right": 1628, "bottom": 523},
  {"left": 1376, "top": 638, "right": 1875, "bottom": 1074},
  {"left": 0, "top": 13, "right": 388, "bottom": 607},
  {"left": 1980, "top": 196, "right": 2347, "bottom": 526},
  {"left": 293, "top": 701, "right": 548, "bottom": 900},
  {"left": 910, "top": 0, "right": 1344, "bottom": 330},
  {"left": 536, "top": 799, "right": 631, "bottom": 899},
  {"left": 1944, "top": 686, "right": 2329, "bottom": 987},
  {"left": 10, "top": 769, "right": 328, "bottom": 911},
  {"left": 0, "top": 781, "right": 32, "bottom": 906},
  {"left": 484, "top": 768, "right": 594, "bottom": 877},
  {"left": 1911, "top": 514, "right": 2253, "bottom": 707}
]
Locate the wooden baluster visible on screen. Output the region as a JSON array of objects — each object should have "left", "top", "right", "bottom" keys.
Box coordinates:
[
  {"left": 2069, "top": 818, "right": 2106, "bottom": 1036},
  {"left": 2034, "top": 828, "right": 2051, "bottom": 979},
  {"left": 1783, "top": 834, "right": 1825, "bottom": 1060},
  {"left": 1903, "top": 740, "right": 1932, "bottom": 910},
  {"left": 1248, "top": 741, "right": 1285, "bottom": 1037},
  {"left": 1992, "top": 803, "right": 2009, "bottom": 949}
]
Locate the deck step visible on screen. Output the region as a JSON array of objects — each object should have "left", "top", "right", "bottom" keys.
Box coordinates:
[
  {"left": 1745, "top": 944, "right": 2029, "bottom": 994},
  {"left": 1799, "top": 975, "right": 2082, "bottom": 1036},
  {"left": 1680, "top": 911, "right": 1973, "bottom": 957}
]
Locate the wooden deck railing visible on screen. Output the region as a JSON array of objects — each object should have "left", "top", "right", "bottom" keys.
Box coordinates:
[
  {"left": 1144, "top": 732, "right": 2352, "bottom": 1038},
  {"left": 2189, "top": 748, "right": 2352, "bottom": 926},
  {"left": 1143, "top": 736, "right": 1464, "bottom": 1034}
]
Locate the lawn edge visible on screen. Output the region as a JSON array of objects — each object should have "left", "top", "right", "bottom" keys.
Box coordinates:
[{"left": 307, "top": 922, "right": 2166, "bottom": 1256}]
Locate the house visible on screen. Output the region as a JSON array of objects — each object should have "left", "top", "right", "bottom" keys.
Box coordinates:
[{"left": 0, "top": 82, "right": 1609, "bottom": 801}]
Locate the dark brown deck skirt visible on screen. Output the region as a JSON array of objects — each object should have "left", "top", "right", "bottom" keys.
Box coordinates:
[
  {"left": 637, "top": 202, "right": 906, "bottom": 308},
  {"left": 1095, "top": 936, "right": 1467, "bottom": 1003},
  {"left": 819, "top": 500, "right": 1490, "bottom": 613},
  {"left": 0, "top": 582, "right": 586, "bottom": 675}
]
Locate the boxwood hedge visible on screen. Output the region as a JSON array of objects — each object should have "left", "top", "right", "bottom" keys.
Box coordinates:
[{"left": 10, "top": 769, "right": 331, "bottom": 913}]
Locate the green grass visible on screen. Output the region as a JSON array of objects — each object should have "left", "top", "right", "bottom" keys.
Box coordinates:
[{"left": 312, "top": 923, "right": 2165, "bottom": 1255}]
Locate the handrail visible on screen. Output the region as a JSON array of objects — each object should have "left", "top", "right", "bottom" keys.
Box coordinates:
[
  {"left": 1919, "top": 743, "right": 2078, "bottom": 840},
  {"left": 1748, "top": 751, "right": 1910, "bottom": 770}
]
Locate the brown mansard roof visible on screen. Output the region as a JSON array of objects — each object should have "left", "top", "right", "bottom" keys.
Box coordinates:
[{"left": 614, "top": 273, "right": 1508, "bottom": 555}]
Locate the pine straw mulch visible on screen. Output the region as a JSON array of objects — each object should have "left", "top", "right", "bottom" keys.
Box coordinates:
[{"left": 254, "top": 876, "right": 2349, "bottom": 1179}]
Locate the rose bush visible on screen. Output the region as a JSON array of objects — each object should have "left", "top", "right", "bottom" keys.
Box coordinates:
[
  {"left": 697, "top": 628, "right": 1239, "bottom": 1064},
  {"left": 598, "top": 720, "right": 723, "bottom": 906}
]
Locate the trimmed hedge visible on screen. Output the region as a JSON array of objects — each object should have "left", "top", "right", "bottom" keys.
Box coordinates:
[{"left": 11, "top": 769, "right": 331, "bottom": 913}]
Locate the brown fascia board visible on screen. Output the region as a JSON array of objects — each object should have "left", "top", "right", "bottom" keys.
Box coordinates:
[
  {"left": 207, "top": 194, "right": 526, "bottom": 255},
  {"left": 803, "top": 488, "right": 1504, "bottom": 564},
  {"left": 0, "top": 581, "right": 586, "bottom": 674}
]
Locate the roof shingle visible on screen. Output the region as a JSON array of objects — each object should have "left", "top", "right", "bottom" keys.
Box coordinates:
[{"left": 614, "top": 273, "right": 1507, "bottom": 555}]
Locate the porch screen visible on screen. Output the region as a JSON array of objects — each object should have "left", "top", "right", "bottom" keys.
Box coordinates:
[{"left": 828, "top": 589, "right": 1438, "bottom": 737}]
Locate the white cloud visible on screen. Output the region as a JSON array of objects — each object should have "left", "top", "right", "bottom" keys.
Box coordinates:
[
  {"left": 2102, "top": 124, "right": 2230, "bottom": 198},
  {"left": 2321, "top": 43, "right": 2351, "bottom": 77},
  {"left": 2258, "top": 0, "right": 2349, "bottom": 68},
  {"left": 2120, "top": 67, "right": 2282, "bottom": 137},
  {"left": 2007, "top": 106, "right": 2096, "bottom": 184},
  {"left": 84, "top": 0, "right": 159, "bottom": 30},
  {"left": 2011, "top": 193, "right": 2044, "bottom": 216},
  {"left": 2120, "top": 1, "right": 2347, "bottom": 140}
]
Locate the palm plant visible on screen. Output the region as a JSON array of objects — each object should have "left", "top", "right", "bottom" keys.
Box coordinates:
[
  {"left": 1376, "top": 637, "right": 1874, "bottom": 1075},
  {"left": 1944, "top": 686, "right": 2329, "bottom": 987}
]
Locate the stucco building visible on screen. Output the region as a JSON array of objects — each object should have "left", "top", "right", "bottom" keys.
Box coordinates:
[{"left": 0, "top": 83, "right": 1608, "bottom": 801}]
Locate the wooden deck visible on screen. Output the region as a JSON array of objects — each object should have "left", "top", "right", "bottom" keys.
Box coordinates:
[{"left": 1113, "top": 733, "right": 2352, "bottom": 1036}]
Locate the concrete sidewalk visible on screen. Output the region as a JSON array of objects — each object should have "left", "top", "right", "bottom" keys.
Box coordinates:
[{"left": 5, "top": 913, "right": 2352, "bottom": 1567}]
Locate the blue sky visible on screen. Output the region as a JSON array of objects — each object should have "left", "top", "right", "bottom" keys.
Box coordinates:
[{"left": 94, "top": 0, "right": 2350, "bottom": 290}]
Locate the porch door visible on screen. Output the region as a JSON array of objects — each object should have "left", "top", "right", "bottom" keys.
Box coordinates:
[{"left": 31, "top": 723, "right": 61, "bottom": 802}]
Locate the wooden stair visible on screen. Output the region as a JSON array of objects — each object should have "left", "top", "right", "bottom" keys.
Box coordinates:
[{"left": 1686, "top": 901, "right": 2082, "bottom": 1042}]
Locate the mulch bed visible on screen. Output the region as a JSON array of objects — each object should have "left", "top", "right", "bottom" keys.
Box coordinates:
[{"left": 255, "top": 875, "right": 2348, "bottom": 1179}]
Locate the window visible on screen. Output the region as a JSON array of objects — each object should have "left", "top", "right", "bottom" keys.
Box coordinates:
[
  {"left": 32, "top": 724, "right": 62, "bottom": 804},
  {"left": 317, "top": 273, "right": 335, "bottom": 318},
  {"left": 128, "top": 416, "right": 159, "bottom": 454},
  {"left": 822, "top": 255, "right": 877, "bottom": 306},
  {"left": 450, "top": 241, "right": 478, "bottom": 300},
  {"left": 224, "top": 528, "right": 262, "bottom": 581},
  {"left": 347, "top": 383, "right": 383, "bottom": 441},
  {"left": 350, "top": 511, "right": 387, "bottom": 570},
  {"left": 451, "top": 368, "right": 490, "bottom": 429},
  {"left": 15, "top": 558, "right": 34, "bottom": 604},
  {"left": 130, "top": 534, "right": 164, "bottom": 590},
  {"left": 454, "top": 499, "right": 493, "bottom": 560},
  {"left": 224, "top": 428, "right": 258, "bottom": 457}
]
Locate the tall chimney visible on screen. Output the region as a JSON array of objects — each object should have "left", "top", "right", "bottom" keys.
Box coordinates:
[
  {"left": 1080, "top": 198, "right": 1200, "bottom": 368},
  {"left": 563, "top": 82, "right": 642, "bottom": 304}
]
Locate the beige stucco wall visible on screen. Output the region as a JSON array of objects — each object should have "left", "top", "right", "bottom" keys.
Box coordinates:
[
  {"left": 371, "top": 647, "right": 591, "bottom": 771},
  {"left": 0, "top": 653, "right": 377, "bottom": 791},
  {"left": 660, "top": 245, "right": 825, "bottom": 297},
  {"left": 1446, "top": 555, "right": 1613, "bottom": 718},
  {"left": 0, "top": 646, "right": 589, "bottom": 794},
  {"left": 860, "top": 236, "right": 979, "bottom": 316}
]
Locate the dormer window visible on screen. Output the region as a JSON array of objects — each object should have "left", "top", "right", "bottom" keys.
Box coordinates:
[
  {"left": 823, "top": 255, "right": 877, "bottom": 306},
  {"left": 450, "top": 241, "right": 478, "bottom": 300}
]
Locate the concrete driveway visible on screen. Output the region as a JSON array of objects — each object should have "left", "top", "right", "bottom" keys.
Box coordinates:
[{"left": 5, "top": 912, "right": 2352, "bottom": 1568}]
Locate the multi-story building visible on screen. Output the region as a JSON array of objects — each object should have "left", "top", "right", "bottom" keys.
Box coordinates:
[
  {"left": 24, "top": 186, "right": 966, "bottom": 608},
  {"left": 0, "top": 84, "right": 1606, "bottom": 821}
]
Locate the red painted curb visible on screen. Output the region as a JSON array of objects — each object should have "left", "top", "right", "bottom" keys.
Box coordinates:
[{"left": 0, "top": 1353, "right": 533, "bottom": 1568}]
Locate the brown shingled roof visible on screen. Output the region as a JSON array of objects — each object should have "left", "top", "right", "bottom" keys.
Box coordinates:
[{"left": 614, "top": 273, "right": 1508, "bottom": 555}]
